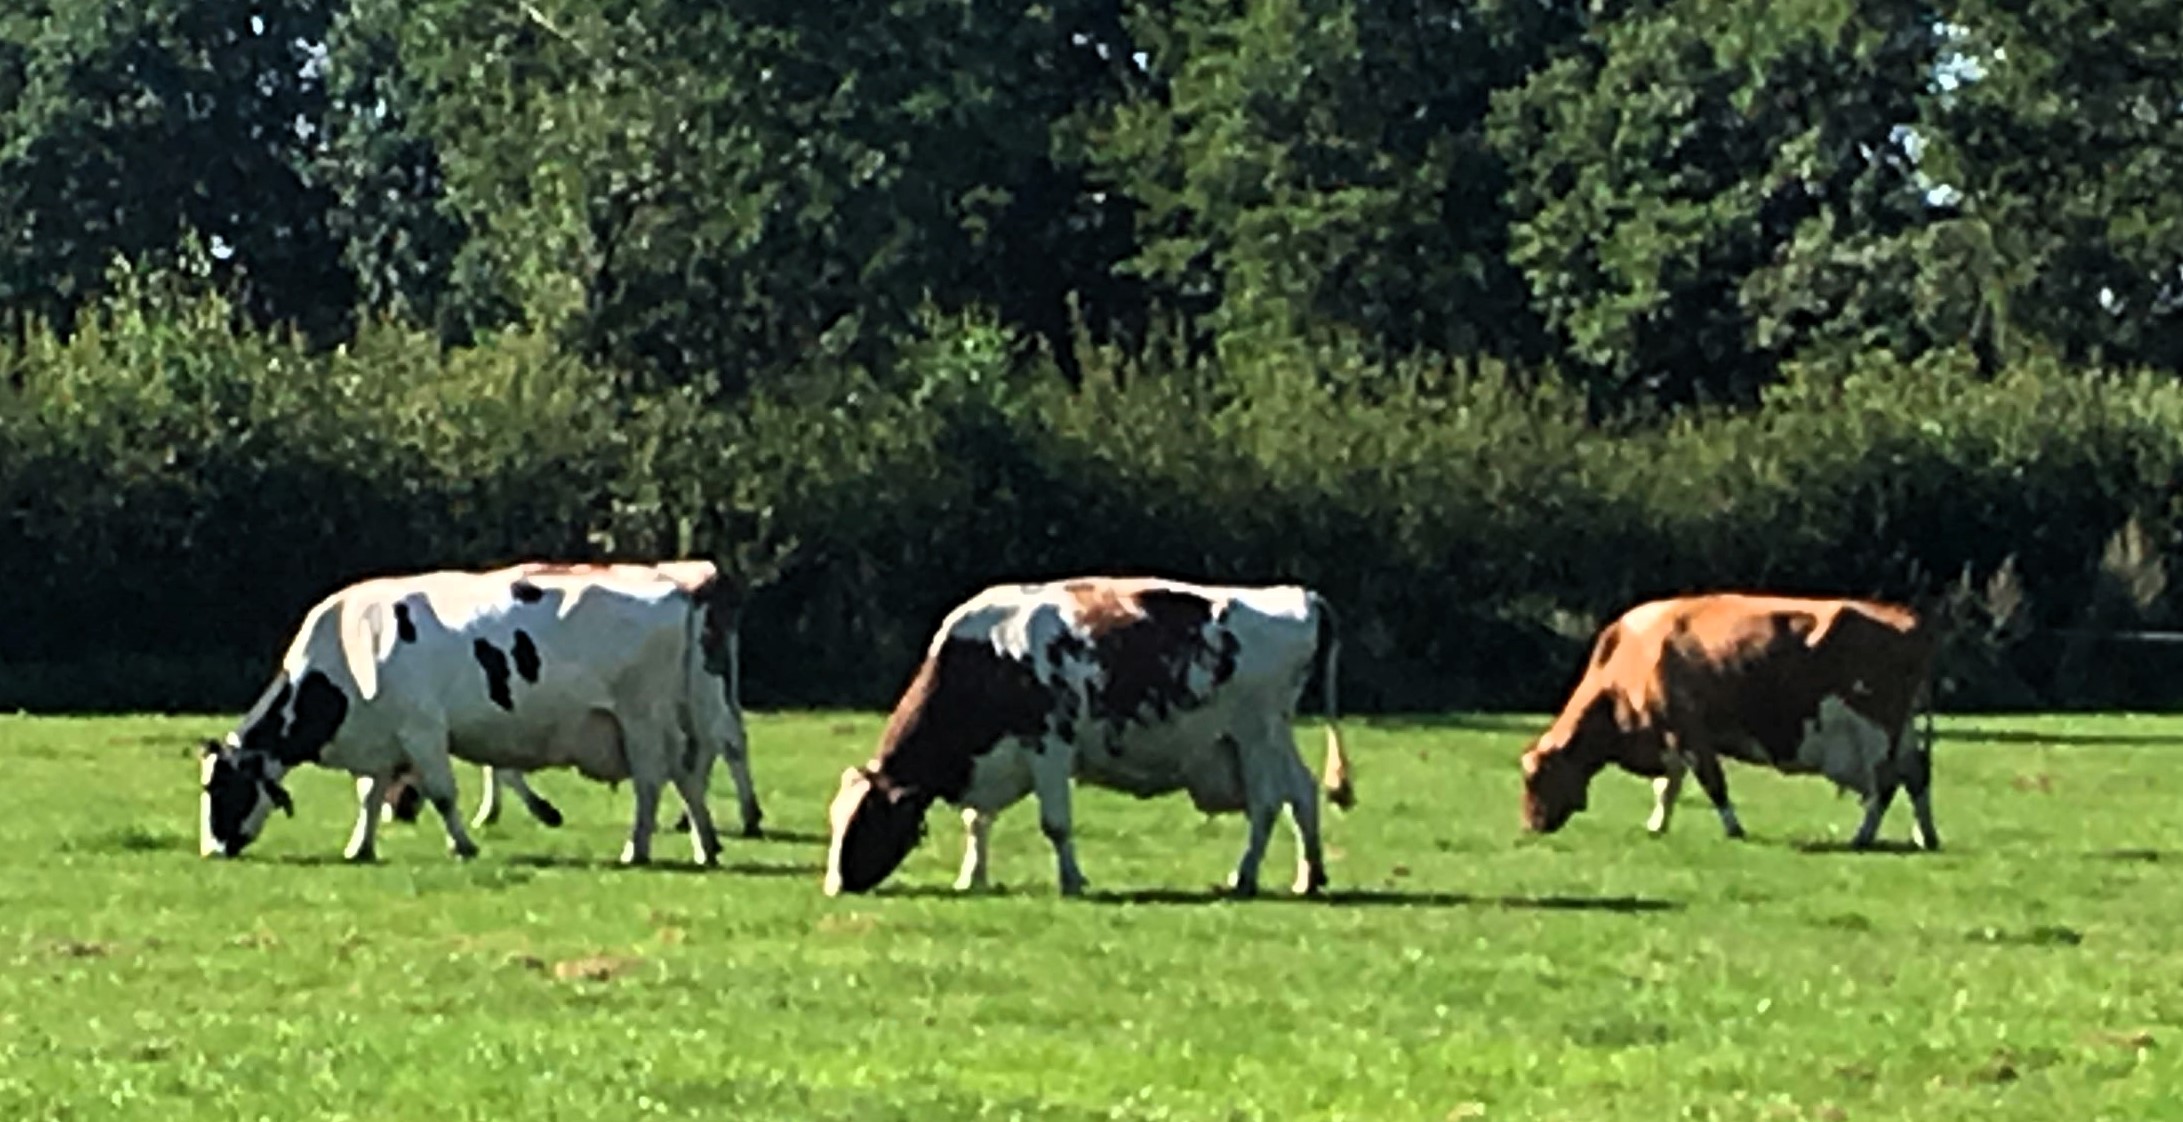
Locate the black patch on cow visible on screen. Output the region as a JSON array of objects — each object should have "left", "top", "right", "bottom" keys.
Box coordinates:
[
  {"left": 511, "top": 630, "right": 541, "bottom": 683},
  {"left": 473, "top": 639, "right": 515, "bottom": 710},
  {"left": 1212, "top": 630, "right": 1241, "bottom": 685},
  {"left": 204, "top": 754, "right": 266, "bottom": 848},
  {"left": 1084, "top": 588, "right": 1221, "bottom": 729},
  {"left": 235, "top": 682, "right": 295, "bottom": 757},
  {"left": 511, "top": 579, "right": 545, "bottom": 604},
  {"left": 393, "top": 602, "right": 417, "bottom": 643},
  {"left": 284, "top": 673, "right": 348, "bottom": 765},
  {"left": 233, "top": 671, "right": 349, "bottom": 767}
]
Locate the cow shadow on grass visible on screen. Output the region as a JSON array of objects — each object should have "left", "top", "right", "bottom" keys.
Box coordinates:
[
  {"left": 746, "top": 828, "right": 829, "bottom": 847},
  {"left": 1786, "top": 838, "right": 1933, "bottom": 856},
  {"left": 1087, "top": 887, "right": 1680, "bottom": 912},
  {"left": 499, "top": 854, "right": 824, "bottom": 878},
  {"left": 1943, "top": 724, "right": 2183, "bottom": 748},
  {"left": 866, "top": 884, "right": 1679, "bottom": 912}
]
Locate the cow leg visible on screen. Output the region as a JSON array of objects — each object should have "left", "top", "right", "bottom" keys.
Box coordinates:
[
  {"left": 722, "top": 740, "right": 765, "bottom": 839},
  {"left": 488, "top": 769, "right": 564, "bottom": 829},
  {"left": 619, "top": 722, "right": 674, "bottom": 867},
  {"left": 955, "top": 806, "right": 997, "bottom": 892},
  {"left": 1685, "top": 743, "right": 1745, "bottom": 840},
  {"left": 1851, "top": 782, "right": 1898, "bottom": 849},
  {"left": 1646, "top": 758, "right": 1687, "bottom": 836},
  {"left": 669, "top": 758, "right": 723, "bottom": 867},
  {"left": 1902, "top": 738, "right": 1940, "bottom": 851},
  {"left": 1227, "top": 733, "right": 1289, "bottom": 898},
  {"left": 1284, "top": 753, "right": 1328, "bottom": 897},
  {"left": 1265, "top": 726, "right": 1327, "bottom": 896},
  {"left": 1027, "top": 740, "right": 1087, "bottom": 897},
  {"left": 407, "top": 752, "right": 481, "bottom": 859},
  {"left": 472, "top": 766, "right": 505, "bottom": 827},
  {"left": 346, "top": 774, "right": 390, "bottom": 862}
]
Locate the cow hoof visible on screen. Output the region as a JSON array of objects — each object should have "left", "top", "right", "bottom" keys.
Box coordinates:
[
  {"left": 1226, "top": 878, "right": 1260, "bottom": 899},
  {"left": 344, "top": 846, "right": 377, "bottom": 864},
  {"left": 620, "top": 848, "right": 651, "bottom": 867},
  {"left": 1058, "top": 878, "right": 1088, "bottom": 898},
  {"left": 1292, "top": 875, "right": 1327, "bottom": 897},
  {"left": 450, "top": 843, "right": 479, "bottom": 861},
  {"left": 740, "top": 821, "right": 765, "bottom": 840},
  {"left": 534, "top": 803, "right": 565, "bottom": 829}
]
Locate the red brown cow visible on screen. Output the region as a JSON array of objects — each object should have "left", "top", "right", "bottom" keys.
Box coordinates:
[
  {"left": 1520, "top": 593, "right": 1940, "bottom": 849},
  {"left": 824, "top": 577, "right": 1353, "bottom": 897}
]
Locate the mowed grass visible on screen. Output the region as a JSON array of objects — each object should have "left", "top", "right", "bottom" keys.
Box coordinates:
[{"left": 5, "top": 713, "right": 2183, "bottom": 1120}]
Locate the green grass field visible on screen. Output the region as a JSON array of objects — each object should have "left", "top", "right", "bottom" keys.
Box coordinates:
[{"left": 5, "top": 711, "right": 2183, "bottom": 1120}]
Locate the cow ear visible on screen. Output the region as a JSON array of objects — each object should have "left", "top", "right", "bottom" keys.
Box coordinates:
[
  {"left": 199, "top": 739, "right": 223, "bottom": 759},
  {"left": 264, "top": 779, "right": 296, "bottom": 817}
]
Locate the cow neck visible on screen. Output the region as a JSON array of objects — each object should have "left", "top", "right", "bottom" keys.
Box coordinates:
[
  {"left": 236, "top": 670, "right": 348, "bottom": 769},
  {"left": 868, "top": 637, "right": 1053, "bottom": 805}
]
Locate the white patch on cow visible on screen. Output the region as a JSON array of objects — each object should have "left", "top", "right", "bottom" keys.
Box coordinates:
[
  {"left": 1614, "top": 598, "right": 1683, "bottom": 640},
  {"left": 1792, "top": 695, "right": 1894, "bottom": 795},
  {"left": 1646, "top": 771, "right": 1683, "bottom": 834},
  {"left": 955, "top": 806, "right": 997, "bottom": 891}
]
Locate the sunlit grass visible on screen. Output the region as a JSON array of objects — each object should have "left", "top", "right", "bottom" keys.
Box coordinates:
[{"left": 4, "top": 710, "right": 2182, "bottom": 1119}]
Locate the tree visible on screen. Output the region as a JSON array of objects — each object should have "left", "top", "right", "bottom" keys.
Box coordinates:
[
  {"left": 1490, "top": 0, "right": 1946, "bottom": 408},
  {"left": 0, "top": 0, "right": 355, "bottom": 341},
  {"left": 1093, "top": 0, "right": 1575, "bottom": 375},
  {"left": 375, "top": 0, "right": 1147, "bottom": 395},
  {"left": 1925, "top": 0, "right": 2183, "bottom": 373}
]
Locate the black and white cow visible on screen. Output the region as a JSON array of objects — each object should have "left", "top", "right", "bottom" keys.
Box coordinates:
[
  {"left": 199, "top": 560, "right": 759, "bottom": 864},
  {"left": 824, "top": 577, "right": 1354, "bottom": 898}
]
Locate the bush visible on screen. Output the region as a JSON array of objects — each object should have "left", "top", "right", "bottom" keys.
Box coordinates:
[{"left": 4, "top": 290, "right": 2180, "bottom": 713}]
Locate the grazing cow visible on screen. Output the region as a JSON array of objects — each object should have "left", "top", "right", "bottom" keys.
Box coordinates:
[
  {"left": 824, "top": 577, "right": 1354, "bottom": 898},
  {"left": 1519, "top": 593, "right": 1940, "bottom": 849},
  {"left": 199, "top": 560, "right": 758, "bottom": 864}
]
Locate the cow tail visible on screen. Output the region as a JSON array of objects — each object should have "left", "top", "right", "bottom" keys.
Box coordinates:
[
  {"left": 679, "top": 588, "right": 722, "bottom": 771},
  {"left": 1312, "top": 594, "right": 1355, "bottom": 811}
]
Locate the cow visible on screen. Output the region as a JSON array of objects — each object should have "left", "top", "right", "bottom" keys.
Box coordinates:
[
  {"left": 199, "top": 559, "right": 759, "bottom": 864},
  {"left": 1519, "top": 592, "right": 1940, "bottom": 850},
  {"left": 824, "top": 577, "right": 1354, "bottom": 898}
]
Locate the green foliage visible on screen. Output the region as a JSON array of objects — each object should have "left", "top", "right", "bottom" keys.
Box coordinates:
[
  {"left": 2, "top": 0, "right": 2181, "bottom": 712},
  {"left": 1490, "top": 0, "right": 1945, "bottom": 406},
  {"left": 0, "top": 0, "right": 355, "bottom": 340},
  {"left": 0, "top": 260, "right": 622, "bottom": 683},
  {"left": 1926, "top": 0, "right": 2183, "bottom": 373}
]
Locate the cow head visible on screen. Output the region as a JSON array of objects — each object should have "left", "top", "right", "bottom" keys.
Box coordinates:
[
  {"left": 823, "top": 766, "right": 928, "bottom": 895},
  {"left": 1519, "top": 740, "right": 1591, "bottom": 833},
  {"left": 199, "top": 741, "right": 295, "bottom": 858}
]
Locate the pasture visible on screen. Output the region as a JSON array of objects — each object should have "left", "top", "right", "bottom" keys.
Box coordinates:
[{"left": 4, "top": 711, "right": 2181, "bottom": 1120}]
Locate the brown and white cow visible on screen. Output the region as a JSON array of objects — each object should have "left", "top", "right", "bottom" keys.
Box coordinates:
[
  {"left": 824, "top": 577, "right": 1354, "bottom": 897},
  {"left": 1519, "top": 593, "right": 1940, "bottom": 849}
]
